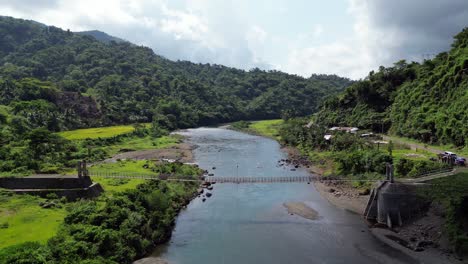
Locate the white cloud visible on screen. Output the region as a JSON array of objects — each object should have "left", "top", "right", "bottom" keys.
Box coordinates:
[
  {"left": 283, "top": 0, "right": 468, "bottom": 79},
  {"left": 285, "top": 41, "right": 369, "bottom": 79},
  {"left": 312, "top": 24, "right": 323, "bottom": 38},
  {"left": 0, "top": 0, "right": 467, "bottom": 79}
]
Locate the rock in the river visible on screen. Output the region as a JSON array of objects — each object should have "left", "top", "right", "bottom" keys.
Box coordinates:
[
  {"left": 359, "top": 189, "right": 370, "bottom": 195},
  {"left": 206, "top": 192, "right": 212, "bottom": 197}
]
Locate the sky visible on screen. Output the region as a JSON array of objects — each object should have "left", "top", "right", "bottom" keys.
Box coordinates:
[{"left": 0, "top": 0, "right": 467, "bottom": 79}]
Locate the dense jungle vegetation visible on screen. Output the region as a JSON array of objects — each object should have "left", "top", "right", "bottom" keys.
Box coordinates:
[
  {"left": 0, "top": 16, "right": 351, "bottom": 129},
  {"left": 315, "top": 28, "right": 468, "bottom": 147},
  {"left": 276, "top": 28, "right": 468, "bottom": 254},
  {"left": 0, "top": 176, "right": 201, "bottom": 264},
  {"left": 0, "top": 16, "right": 350, "bottom": 175}
]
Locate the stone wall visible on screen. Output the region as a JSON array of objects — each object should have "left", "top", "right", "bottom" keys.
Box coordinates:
[
  {"left": 364, "top": 181, "right": 429, "bottom": 228},
  {"left": 0, "top": 176, "right": 93, "bottom": 190},
  {"left": 11, "top": 183, "right": 104, "bottom": 201},
  {"left": 0, "top": 176, "right": 103, "bottom": 200}
]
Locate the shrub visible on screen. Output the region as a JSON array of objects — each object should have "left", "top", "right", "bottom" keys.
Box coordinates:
[
  {"left": 0, "top": 242, "right": 49, "bottom": 264},
  {"left": 395, "top": 158, "right": 450, "bottom": 177}
]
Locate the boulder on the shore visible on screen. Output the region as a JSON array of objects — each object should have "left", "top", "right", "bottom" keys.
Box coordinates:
[{"left": 359, "top": 189, "right": 370, "bottom": 195}]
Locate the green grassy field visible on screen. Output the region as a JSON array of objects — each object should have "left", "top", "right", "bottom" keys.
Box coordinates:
[
  {"left": 248, "top": 119, "right": 284, "bottom": 140},
  {"left": 424, "top": 172, "right": 468, "bottom": 253},
  {"left": 0, "top": 193, "right": 66, "bottom": 249},
  {"left": 392, "top": 148, "right": 436, "bottom": 161},
  {"left": 93, "top": 177, "right": 146, "bottom": 193},
  {"left": 0, "top": 161, "right": 153, "bottom": 249},
  {"left": 58, "top": 124, "right": 150, "bottom": 140},
  {"left": 89, "top": 160, "right": 157, "bottom": 176},
  {"left": 386, "top": 135, "right": 468, "bottom": 157},
  {"left": 104, "top": 135, "right": 180, "bottom": 156},
  {"left": 89, "top": 160, "right": 154, "bottom": 193}
]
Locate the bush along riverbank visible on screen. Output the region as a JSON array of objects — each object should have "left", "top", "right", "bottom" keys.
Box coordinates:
[
  {"left": 0, "top": 162, "right": 203, "bottom": 264},
  {"left": 275, "top": 118, "right": 467, "bottom": 261},
  {"left": 234, "top": 119, "right": 466, "bottom": 261}
]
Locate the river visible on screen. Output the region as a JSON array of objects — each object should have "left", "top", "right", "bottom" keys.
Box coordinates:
[{"left": 142, "top": 127, "right": 415, "bottom": 264}]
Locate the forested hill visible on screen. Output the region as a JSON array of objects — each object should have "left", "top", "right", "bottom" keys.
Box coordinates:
[
  {"left": 315, "top": 28, "right": 468, "bottom": 147},
  {"left": 0, "top": 16, "right": 351, "bottom": 132},
  {"left": 75, "top": 30, "right": 128, "bottom": 44}
]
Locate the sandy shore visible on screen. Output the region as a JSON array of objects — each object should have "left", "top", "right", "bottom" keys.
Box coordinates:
[
  {"left": 284, "top": 202, "right": 320, "bottom": 220},
  {"left": 280, "top": 145, "right": 369, "bottom": 215},
  {"left": 313, "top": 181, "right": 368, "bottom": 215},
  {"left": 104, "top": 142, "right": 194, "bottom": 163},
  {"left": 280, "top": 143, "right": 468, "bottom": 263}
]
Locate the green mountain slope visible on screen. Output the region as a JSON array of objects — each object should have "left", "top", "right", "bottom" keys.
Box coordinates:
[
  {"left": 75, "top": 30, "right": 128, "bottom": 44},
  {"left": 316, "top": 28, "right": 468, "bottom": 147},
  {"left": 0, "top": 16, "right": 351, "bottom": 132}
]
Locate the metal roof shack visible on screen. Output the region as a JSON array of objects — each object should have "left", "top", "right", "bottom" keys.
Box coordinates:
[{"left": 329, "top": 127, "right": 359, "bottom": 133}]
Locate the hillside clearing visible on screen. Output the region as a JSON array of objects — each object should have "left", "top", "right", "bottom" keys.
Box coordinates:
[
  {"left": 0, "top": 193, "right": 66, "bottom": 249},
  {"left": 58, "top": 124, "right": 150, "bottom": 140}
]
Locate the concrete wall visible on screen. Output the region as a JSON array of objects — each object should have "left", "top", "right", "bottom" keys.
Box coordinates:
[
  {"left": 12, "top": 183, "right": 104, "bottom": 201},
  {"left": 0, "top": 176, "right": 93, "bottom": 190},
  {"left": 365, "top": 181, "right": 429, "bottom": 228},
  {"left": 0, "top": 176, "right": 102, "bottom": 200}
]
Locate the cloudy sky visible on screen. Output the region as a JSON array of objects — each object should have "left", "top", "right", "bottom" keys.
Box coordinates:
[{"left": 1, "top": 0, "right": 467, "bottom": 79}]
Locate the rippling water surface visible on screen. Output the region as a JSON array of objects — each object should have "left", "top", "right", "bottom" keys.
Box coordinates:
[{"left": 146, "top": 128, "right": 413, "bottom": 264}]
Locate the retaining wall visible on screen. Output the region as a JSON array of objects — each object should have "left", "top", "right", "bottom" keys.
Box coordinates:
[
  {"left": 365, "top": 181, "right": 429, "bottom": 228},
  {"left": 0, "top": 176, "right": 102, "bottom": 200},
  {"left": 0, "top": 176, "right": 93, "bottom": 189}
]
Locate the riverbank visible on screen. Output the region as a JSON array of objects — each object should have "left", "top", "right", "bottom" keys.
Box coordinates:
[
  {"left": 234, "top": 120, "right": 466, "bottom": 263},
  {"left": 280, "top": 145, "right": 369, "bottom": 215}
]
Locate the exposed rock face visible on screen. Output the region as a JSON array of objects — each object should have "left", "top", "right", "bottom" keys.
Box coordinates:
[{"left": 56, "top": 92, "right": 102, "bottom": 127}]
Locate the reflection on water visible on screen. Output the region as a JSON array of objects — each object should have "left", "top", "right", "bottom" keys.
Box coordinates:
[{"left": 147, "top": 128, "right": 413, "bottom": 264}]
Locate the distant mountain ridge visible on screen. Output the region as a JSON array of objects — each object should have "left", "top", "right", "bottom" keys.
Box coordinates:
[
  {"left": 315, "top": 28, "right": 468, "bottom": 147},
  {"left": 0, "top": 16, "right": 352, "bottom": 132},
  {"left": 75, "top": 30, "right": 128, "bottom": 44}
]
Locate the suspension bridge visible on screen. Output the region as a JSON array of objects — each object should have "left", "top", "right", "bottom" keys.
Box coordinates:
[
  {"left": 87, "top": 171, "right": 385, "bottom": 184},
  {"left": 82, "top": 159, "right": 460, "bottom": 184}
]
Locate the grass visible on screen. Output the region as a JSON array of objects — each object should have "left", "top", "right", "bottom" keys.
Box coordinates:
[
  {"left": 425, "top": 172, "right": 468, "bottom": 201},
  {"left": 248, "top": 119, "right": 284, "bottom": 140},
  {"left": 0, "top": 161, "right": 152, "bottom": 248},
  {"left": 104, "top": 135, "right": 180, "bottom": 156},
  {"left": 423, "top": 172, "right": 468, "bottom": 253},
  {"left": 386, "top": 135, "right": 468, "bottom": 157},
  {"left": 89, "top": 160, "right": 157, "bottom": 176},
  {"left": 306, "top": 150, "right": 336, "bottom": 176},
  {"left": 58, "top": 124, "right": 150, "bottom": 140},
  {"left": 0, "top": 193, "right": 66, "bottom": 249},
  {"left": 93, "top": 177, "right": 146, "bottom": 193},
  {"left": 89, "top": 160, "right": 154, "bottom": 193},
  {"left": 392, "top": 148, "right": 436, "bottom": 161}
]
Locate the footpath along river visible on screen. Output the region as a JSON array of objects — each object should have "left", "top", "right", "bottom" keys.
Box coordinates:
[{"left": 139, "top": 127, "right": 417, "bottom": 264}]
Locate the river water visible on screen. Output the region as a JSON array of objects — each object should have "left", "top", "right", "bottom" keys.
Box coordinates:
[{"left": 146, "top": 128, "right": 414, "bottom": 264}]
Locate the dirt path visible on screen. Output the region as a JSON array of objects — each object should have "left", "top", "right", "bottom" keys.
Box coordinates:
[{"left": 382, "top": 135, "right": 443, "bottom": 155}]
